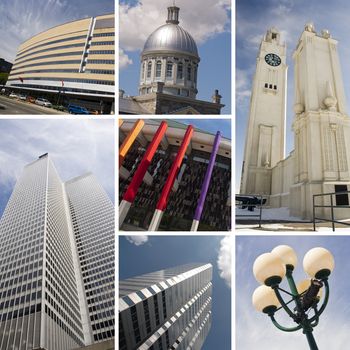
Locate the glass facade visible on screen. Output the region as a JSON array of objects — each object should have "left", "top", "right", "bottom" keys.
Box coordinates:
[
  {"left": 0, "top": 155, "right": 115, "bottom": 349},
  {"left": 119, "top": 263, "right": 212, "bottom": 350},
  {"left": 65, "top": 173, "right": 115, "bottom": 344}
]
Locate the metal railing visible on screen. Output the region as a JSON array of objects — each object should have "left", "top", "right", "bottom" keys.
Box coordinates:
[
  {"left": 313, "top": 190, "right": 350, "bottom": 231},
  {"left": 235, "top": 194, "right": 264, "bottom": 228}
]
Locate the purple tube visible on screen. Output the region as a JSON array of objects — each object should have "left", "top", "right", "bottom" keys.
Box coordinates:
[{"left": 193, "top": 131, "right": 222, "bottom": 221}]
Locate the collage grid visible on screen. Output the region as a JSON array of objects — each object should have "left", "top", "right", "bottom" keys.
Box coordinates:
[{"left": 0, "top": 0, "right": 350, "bottom": 349}]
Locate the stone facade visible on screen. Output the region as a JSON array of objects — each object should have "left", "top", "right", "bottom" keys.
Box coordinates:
[
  {"left": 242, "top": 24, "right": 350, "bottom": 219},
  {"left": 240, "top": 27, "right": 287, "bottom": 195}
]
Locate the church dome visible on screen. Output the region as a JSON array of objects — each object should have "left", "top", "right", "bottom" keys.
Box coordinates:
[
  {"left": 143, "top": 23, "right": 198, "bottom": 57},
  {"left": 142, "top": 6, "right": 199, "bottom": 58}
]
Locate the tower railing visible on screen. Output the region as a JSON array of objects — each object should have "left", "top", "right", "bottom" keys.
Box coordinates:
[
  {"left": 235, "top": 194, "right": 265, "bottom": 228},
  {"left": 313, "top": 190, "right": 350, "bottom": 232}
]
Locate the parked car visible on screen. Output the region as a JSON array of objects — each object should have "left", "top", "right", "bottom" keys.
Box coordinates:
[
  {"left": 9, "top": 92, "right": 19, "bottom": 98},
  {"left": 19, "top": 94, "right": 27, "bottom": 101},
  {"left": 52, "top": 105, "right": 65, "bottom": 111},
  {"left": 26, "top": 96, "right": 36, "bottom": 103},
  {"left": 35, "top": 98, "right": 52, "bottom": 107},
  {"left": 68, "top": 104, "right": 89, "bottom": 114}
]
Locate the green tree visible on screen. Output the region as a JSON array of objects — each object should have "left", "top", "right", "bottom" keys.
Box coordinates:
[{"left": 0, "top": 72, "right": 9, "bottom": 86}]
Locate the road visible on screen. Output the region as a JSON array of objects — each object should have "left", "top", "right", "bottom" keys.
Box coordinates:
[{"left": 0, "top": 95, "right": 66, "bottom": 115}]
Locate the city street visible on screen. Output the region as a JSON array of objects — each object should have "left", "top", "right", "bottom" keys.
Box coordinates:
[{"left": 0, "top": 95, "right": 66, "bottom": 115}]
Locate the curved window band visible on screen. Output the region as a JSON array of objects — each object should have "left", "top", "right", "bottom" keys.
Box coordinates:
[{"left": 8, "top": 77, "right": 115, "bottom": 85}]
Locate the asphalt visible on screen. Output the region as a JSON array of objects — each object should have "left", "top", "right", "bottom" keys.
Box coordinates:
[
  {"left": 236, "top": 220, "right": 350, "bottom": 231},
  {"left": 0, "top": 95, "right": 66, "bottom": 115}
]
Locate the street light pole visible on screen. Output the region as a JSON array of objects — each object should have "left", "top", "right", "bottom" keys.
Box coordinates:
[{"left": 252, "top": 246, "right": 334, "bottom": 350}]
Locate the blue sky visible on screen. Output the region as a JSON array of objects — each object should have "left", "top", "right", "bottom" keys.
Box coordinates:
[
  {"left": 119, "top": 235, "right": 232, "bottom": 350},
  {"left": 119, "top": 0, "right": 231, "bottom": 114},
  {"left": 236, "top": 235, "right": 350, "bottom": 349},
  {"left": 0, "top": 0, "right": 114, "bottom": 62},
  {"left": 0, "top": 119, "right": 114, "bottom": 217},
  {"left": 236, "top": 0, "right": 350, "bottom": 190},
  {"left": 178, "top": 118, "right": 231, "bottom": 140}
]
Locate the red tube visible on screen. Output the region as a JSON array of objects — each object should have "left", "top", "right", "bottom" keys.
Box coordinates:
[
  {"left": 123, "top": 121, "right": 168, "bottom": 203},
  {"left": 156, "top": 125, "right": 194, "bottom": 211}
]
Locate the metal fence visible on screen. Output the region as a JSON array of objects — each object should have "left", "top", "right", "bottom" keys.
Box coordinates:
[
  {"left": 235, "top": 194, "right": 264, "bottom": 228},
  {"left": 313, "top": 191, "right": 350, "bottom": 231}
]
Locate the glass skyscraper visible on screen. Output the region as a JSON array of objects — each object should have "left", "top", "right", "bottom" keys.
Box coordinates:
[
  {"left": 119, "top": 263, "right": 212, "bottom": 350},
  {"left": 0, "top": 154, "right": 114, "bottom": 350}
]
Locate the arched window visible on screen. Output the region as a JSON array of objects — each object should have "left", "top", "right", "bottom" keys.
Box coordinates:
[
  {"left": 147, "top": 61, "right": 152, "bottom": 78},
  {"left": 177, "top": 62, "right": 183, "bottom": 79},
  {"left": 156, "top": 61, "right": 162, "bottom": 78},
  {"left": 194, "top": 67, "right": 197, "bottom": 83},
  {"left": 141, "top": 62, "right": 145, "bottom": 80},
  {"left": 187, "top": 66, "right": 192, "bottom": 81},
  {"left": 166, "top": 62, "right": 173, "bottom": 78}
]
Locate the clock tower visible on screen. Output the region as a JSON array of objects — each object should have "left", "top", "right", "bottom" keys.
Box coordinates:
[{"left": 240, "top": 27, "right": 287, "bottom": 195}]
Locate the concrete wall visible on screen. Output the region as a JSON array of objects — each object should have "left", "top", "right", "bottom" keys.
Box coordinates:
[{"left": 270, "top": 151, "right": 294, "bottom": 208}]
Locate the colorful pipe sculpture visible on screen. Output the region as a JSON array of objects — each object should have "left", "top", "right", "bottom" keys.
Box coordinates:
[
  {"left": 119, "top": 121, "right": 168, "bottom": 228},
  {"left": 148, "top": 125, "right": 194, "bottom": 231},
  {"left": 191, "top": 131, "right": 222, "bottom": 231}
]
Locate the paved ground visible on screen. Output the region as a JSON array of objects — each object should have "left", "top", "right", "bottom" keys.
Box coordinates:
[
  {"left": 0, "top": 95, "right": 66, "bottom": 115},
  {"left": 236, "top": 220, "right": 350, "bottom": 231}
]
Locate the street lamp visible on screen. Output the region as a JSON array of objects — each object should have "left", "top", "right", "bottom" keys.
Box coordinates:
[{"left": 252, "top": 245, "right": 335, "bottom": 350}]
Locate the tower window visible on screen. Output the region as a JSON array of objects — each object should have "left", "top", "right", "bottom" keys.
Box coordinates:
[
  {"left": 141, "top": 62, "right": 145, "bottom": 80},
  {"left": 147, "top": 62, "right": 152, "bottom": 78},
  {"left": 156, "top": 61, "right": 162, "bottom": 78},
  {"left": 274, "top": 85, "right": 277, "bottom": 90},
  {"left": 269, "top": 84, "right": 272, "bottom": 89},
  {"left": 264, "top": 83, "right": 268, "bottom": 88},
  {"left": 177, "top": 63, "right": 183, "bottom": 79},
  {"left": 194, "top": 67, "right": 197, "bottom": 82},
  {"left": 166, "top": 62, "right": 173, "bottom": 78},
  {"left": 187, "top": 66, "right": 192, "bottom": 81},
  {"left": 272, "top": 33, "right": 277, "bottom": 39}
]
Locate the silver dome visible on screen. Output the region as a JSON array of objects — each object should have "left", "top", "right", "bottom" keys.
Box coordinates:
[{"left": 142, "top": 23, "right": 199, "bottom": 58}]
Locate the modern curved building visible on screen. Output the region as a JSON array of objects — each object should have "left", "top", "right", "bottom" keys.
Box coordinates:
[
  {"left": 119, "top": 119, "right": 231, "bottom": 231},
  {"left": 6, "top": 14, "right": 115, "bottom": 113}
]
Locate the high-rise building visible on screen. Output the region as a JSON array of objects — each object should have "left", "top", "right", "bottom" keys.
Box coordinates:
[
  {"left": 65, "top": 174, "right": 115, "bottom": 345},
  {"left": 119, "top": 263, "right": 212, "bottom": 350},
  {"left": 0, "top": 154, "right": 114, "bottom": 350}
]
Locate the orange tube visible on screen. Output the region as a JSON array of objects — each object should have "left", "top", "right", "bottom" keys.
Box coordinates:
[{"left": 119, "top": 119, "right": 145, "bottom": 168}]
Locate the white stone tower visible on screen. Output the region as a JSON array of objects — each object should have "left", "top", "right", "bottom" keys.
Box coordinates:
[
  {"left": 138, "top": 5, "right": 200, "bottom": 98},
  {"left": 290, "top": 23, "right": 350, "bottom": 219},
  {"left": 240, "top": 27, "right": 287, "bottom": 195}
]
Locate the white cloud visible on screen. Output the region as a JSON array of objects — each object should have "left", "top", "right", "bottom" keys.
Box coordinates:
[
  {"left": 217, "top": 236, "right": 232, "bottom": 288},
  {"left": 119, "top": 49, "right": 133, "bottom": 70},
  {"left": 0, "top": 0, "right": 73, "bottom": 61},
  {"left": 119, "top": 0, "right": 231, "bottom": 52},
  {"left": 236, "top": 68, "right": 252, "bottom": 105},
  {"left": 0, "top": 119, "right": 114, "bottom": 203},
  {"left": 126, "top": 235, "right": 149, "bottom": 246}
]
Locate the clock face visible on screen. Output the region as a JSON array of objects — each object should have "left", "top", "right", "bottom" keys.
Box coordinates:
[{"left": 265, "top": 53, "right": 281, "bottom": 67}]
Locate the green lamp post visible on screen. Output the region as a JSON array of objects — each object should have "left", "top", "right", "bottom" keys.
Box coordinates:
[{"left": 252, "top": 245, "right": 335, "bottom": 350}]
